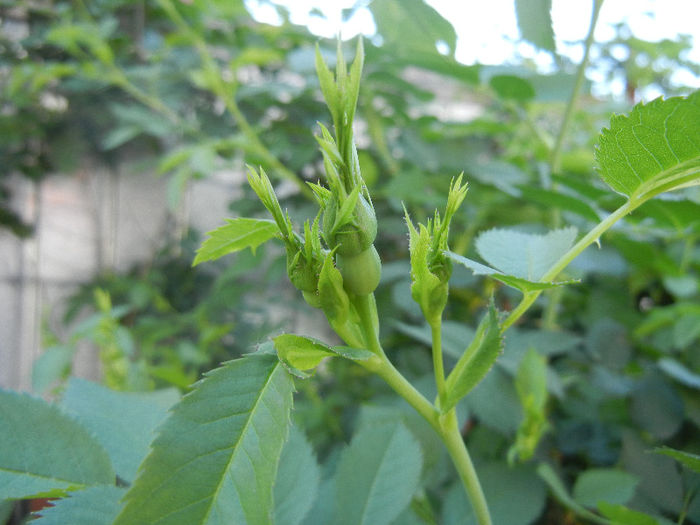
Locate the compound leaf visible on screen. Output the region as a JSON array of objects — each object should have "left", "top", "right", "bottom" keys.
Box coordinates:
[
  {"left": 596, "top": 91, "right": 700, "bottom": 199},
  {"left": 114, "top": 353, "right": 294, "bottom": 525},
  {"left": 193, "top": 218, "right": 278, "bottom": 265},
  {"left": 0, "top": 390, "right": 114, "bottom": 500}
]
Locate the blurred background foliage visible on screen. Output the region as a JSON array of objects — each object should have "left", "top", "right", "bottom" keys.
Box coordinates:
[{"left": 2, "top": 0, "right": 699, "bottom": 523}]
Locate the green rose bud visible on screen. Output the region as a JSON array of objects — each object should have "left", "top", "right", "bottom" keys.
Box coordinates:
[
  {"left": 286, "top": 244, "right": 322, "bottom": 294},
  {"left": 336, "top": 244, "right": 381, "bottom": 296}
]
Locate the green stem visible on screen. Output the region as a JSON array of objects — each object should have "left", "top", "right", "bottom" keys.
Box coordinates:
[
  {"left": 431, "top": 319, "right": 447, "bottom": 408},
  {"left": 549, "top": 0, "right": 604, "bottom": 174},
  {"left": 542, "top": 0, "right": 604, "bottom": 328},
  {"left": 440, "top": 411, "right": 492, "bottom": 525},
  {"left": 502, "top": 196, "right": 639, "bottom": 332},
  {"left": 352, "top": 294, "right": 491, "bottom": 524}
]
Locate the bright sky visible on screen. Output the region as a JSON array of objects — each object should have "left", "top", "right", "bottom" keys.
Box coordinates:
[{"left": 245, "top": 0, "right": 700, "bottom": 99}]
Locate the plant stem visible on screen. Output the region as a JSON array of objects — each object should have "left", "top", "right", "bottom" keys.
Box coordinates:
[
  {"left": 549, "top": 0, "right": 604, "bottom": 174},
  {"left": 353, "top": 294, "right": 491, "bottom": 524},
  {"left": 430, "top": 319, "right": 447, "bottom": 408},
  {"left": 502, "top": 196, "right": 639, "bottom": 332},
  {"left": 440, "top": 410, "right": 492, "bottom": 525}
]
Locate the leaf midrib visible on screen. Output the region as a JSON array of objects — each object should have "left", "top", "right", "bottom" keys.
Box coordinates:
[{"left": 200, "top": 360, "right": 283, "bottom": 525}]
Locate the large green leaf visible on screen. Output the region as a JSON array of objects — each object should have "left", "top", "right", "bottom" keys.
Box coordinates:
[
  {"left": 33, "top": 486, "right": 126, "bottom": 525},
  {"left": 193, "top": 218, "right": 279, "bottom": 265},
  {"left": 515, "top": 0, "right": 555, "bottom": 52},
  {"left": 596, "top": 91, "right": 700, "bottom": 199},
  {"left": 61, "top": 379, "right": 179, "bottom": 483},
  {"left": 334, "top": 421, "right": 422, "bottom": 525},
  {"left": 273, "top": 426, "right": 320, "bottom": 525},
  {"left": 0, "top": 390, "right": 114, "bottom": 500},
  {"left": 113, "top": 353, "right": 294, "bottom": 525}
]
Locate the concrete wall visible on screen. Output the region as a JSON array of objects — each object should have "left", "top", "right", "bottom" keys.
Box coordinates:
[{"left": 0, "top": 162, "right": 243, "bottom": 392}]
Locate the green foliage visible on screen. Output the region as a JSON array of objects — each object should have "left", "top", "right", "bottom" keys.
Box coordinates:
[
  {"left": 596, "top": 91, "right": 700, "bottom": 199},
  {"left": 33, "top": 486, "right": 126, "bottom": 525},
  {"left": 4, "top": 1, "right": 700, "bottom": 524},
  {"left": 333, "top": 421, "right": 423, "bottom": 525},
  {"left": 0, "top": 390, "right": 114, "bottom": 500},
  {"left": 193, "top": 218, "right": 279, "bottom": 265},
  {"left": 114, "top": 353, "right": 294, "bottom": 524}
]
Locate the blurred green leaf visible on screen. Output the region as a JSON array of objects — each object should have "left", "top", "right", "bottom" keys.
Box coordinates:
[
  {"left": 596, "top": 502, "right": 659, "bottom": 525},
  {"left": 653, "top": 447, "right": 700, "bottom": 473},
  {"left": 572, "top": 468, "right": 639, "bottom": 508},
  {"left": 515, "top": 0, "right": 555, "bottom": 52},
  {"left": 489, "top": 75, "right": 536, "bottom": 103}
]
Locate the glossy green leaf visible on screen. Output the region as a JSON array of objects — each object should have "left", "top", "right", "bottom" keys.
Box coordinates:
[
  {"left": 334, "top": 421, "right": 422, "bottom": 525},
  {"left": 193, "top": 218, "right": 278, "bottom": 265},
  {"left": 113, "top": 353, "right": 294, "bottom": 525},
  {"left": 596, "top": 91, "right": 700, "bottom": 198},
  {"left": 274, "top": 334, "right": 335, "bottom": 378},
  {"left": 0, "top": 390, "right": 114, "bottom": 500},
  {"left": 573, "top": 468, "right": 639, "bottom": 507},
  {"left": 596, "top": 502, "right": 659, "bottom": 525},
  {"left": 515, "top": 0, "right": 555, "bottom": 52},
  {"left": 444, "top": 301, "right": 504, "bottom": 412},
  {"left": 654, "top": 447, "right": 700, "bottom": 473},
  {"left": 33, "top": 486, "right": 126, "bottom": 525},
  {"left": 61, "top": 378, "right": 179, "bottom": 483},
  {"left": 274, "top": 427, "right": 320, "bottom": 525}
]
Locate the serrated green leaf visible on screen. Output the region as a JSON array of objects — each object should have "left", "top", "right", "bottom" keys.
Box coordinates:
[
  {"left": 573, "top": 468, "right": 639, "bottom": 508},
  {"left": 113, "top": 353, "right": 294, "bottom": 525},
  {"left": 274, "top": 334, "right": 335, "bottom": 378},
  {"left": 334, "top": 421, "right": 422, "bottom": 525},
  {"left": 654, "top": 447, "right": 700, "bottom": 473},
  {"left": 515, "top": 0, "right": 555, "bottom": 52},
  {"left": 443, "top": 301, "right": 504, "bottom": 412},
  {"left": 0, "top": 390, "right": 114, "bottom": 500},
  {"left": 273, "top": 427, "right": 320, "bottom": 525},
  {"left": 476, "top": 227, "right": 578, "bottom": 281},
  {"left": 193, "top": 218, "right": 279, "bottom": 265},
  {"left": 596, "top": 91, "right": 700, "bottom": 198},
  {"left": 61, "top": 379, "right": 179, "bottom": 483},
  {"left": 33, "top": 486, "right": 126, "bottom": 525},
  {"left": 596, "top": 502, "right": 659, "bottom": 525}
]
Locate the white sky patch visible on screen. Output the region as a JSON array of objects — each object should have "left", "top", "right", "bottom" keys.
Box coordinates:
[{"left": 245, "top": 0, "right": 700, "bottom": 96}]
